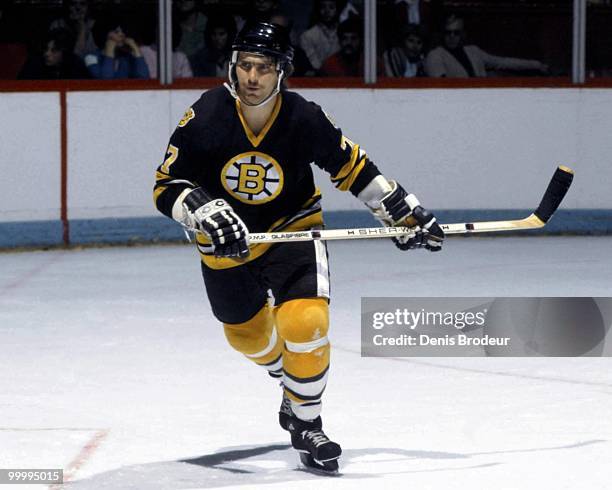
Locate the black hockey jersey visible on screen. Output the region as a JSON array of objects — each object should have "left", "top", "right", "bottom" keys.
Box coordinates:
[{"left": 154, "top": 86, "right": 381, "bottom": 268}]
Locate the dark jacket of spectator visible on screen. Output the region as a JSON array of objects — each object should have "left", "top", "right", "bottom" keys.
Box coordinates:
[
  {"left": 383, "top": 24, "right": 426, "bottom": 77},
  {"left": 49, "top": 0, "right": 98, "bottom": 58},
  {"left": 174, "top": 0, "right": 207, "bottom": 57},
  {"left": 190, "top": 14, "right": 235, "bottom": 77},
  {"left": 18, "top": 28, "right": 90, "bottom": 80},
  {"left": 384, "top": 47, "right": 425, "bottom": 77}
]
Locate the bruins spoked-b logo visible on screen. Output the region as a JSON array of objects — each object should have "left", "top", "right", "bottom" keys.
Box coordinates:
[{"left": 222, "top": 152, "right": 284, "bottom": 204}]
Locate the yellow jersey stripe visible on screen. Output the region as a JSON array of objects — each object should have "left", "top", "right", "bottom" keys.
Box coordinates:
[
  {"left": 153, "top": 185, "right": 168, "bottom": 203},
  {"left": 236, "top": 95, "right": 282, "bottom": 148},
  {"left": 336, "top": 156, "right": 367, "bottom": 192},
  {"left": 155, "top": 170, "right": 170, "bottom": 182},
  {"left": 331, "top": 144, "right": 360, "bottom": 183}
]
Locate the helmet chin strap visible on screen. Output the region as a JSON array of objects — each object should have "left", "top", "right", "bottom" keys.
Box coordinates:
[{"left": 224, "top": 81, "right": 281, "bottom": 108}]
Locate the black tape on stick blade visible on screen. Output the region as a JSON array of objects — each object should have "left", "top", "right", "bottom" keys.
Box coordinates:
[{"left": 533, "top": 166, "right": 574, "bottom": 223}]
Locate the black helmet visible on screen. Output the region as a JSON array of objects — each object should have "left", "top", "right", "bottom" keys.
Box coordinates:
[
  {"left": 225, "top": 21, "right": 294, "bottom": 107},
  {"left": 232, "top": 21, "right": 294, "bottom": 70}
]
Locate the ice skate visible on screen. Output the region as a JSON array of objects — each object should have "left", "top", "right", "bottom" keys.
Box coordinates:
[{"left": 278, "top": 393, "right": 341, "bottom": 474}]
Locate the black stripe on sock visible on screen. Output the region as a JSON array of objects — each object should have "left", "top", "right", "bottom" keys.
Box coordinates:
[
  {"left": 284, "top": 384, "right": 326, "bottom": 402},
  {"left": 284, "top": 365, "right": 329, "bottom": 384}
]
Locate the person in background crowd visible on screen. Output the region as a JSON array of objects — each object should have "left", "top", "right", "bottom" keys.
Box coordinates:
[
  {"left": 140, "top": 19, "right": 192, "bottom": 79},
  {"left": 18, "top": 28, "right": 90, "bottom": 79},
  {"left": 85, "top": 15, "right": 149, "bottom": 79},
  {"left": 190, "top": 14, "right": 235, "bottom": 77},
  {"left": 320, "top": 16, "right": 382, "bottom": 77},
  {"left": 49, "top": 0, "right": 97, "bottom": 58},
  {"left": 235, "top": 0, "right": 281, "bottom": 33},
  {"left": 250, "top": 0, "right": 281, "bottom": 22},
  {"left": 384, "top": 23, "right": 426, "bottom": 77},
  {"left": 425, "top": 15, "right": 549, "bottom": 77},
  {"left": 299, "top": 0, "right": 340, "bottom": 72},
  {"left": 175, "top": 0, "right": 207, "bottom": 58}
]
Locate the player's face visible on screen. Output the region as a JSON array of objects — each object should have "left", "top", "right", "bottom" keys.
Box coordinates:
[{"left": 235, "top": 53, "right": 279, "bottom": 105}]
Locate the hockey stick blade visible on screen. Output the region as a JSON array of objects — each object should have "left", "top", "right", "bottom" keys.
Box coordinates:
[
  {"left": 533, "top": 165, "right": 574, "bottom": 223},
  {"left": 439, "top": 165, "right": 574, "bottom": 235},
  {"left": 247, "top": 166, "right": 574, "bottom": 243}
]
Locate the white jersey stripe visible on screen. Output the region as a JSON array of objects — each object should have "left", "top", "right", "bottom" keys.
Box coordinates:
[{"left": 313, "top": 239, "right": 330, "bottom": 299}]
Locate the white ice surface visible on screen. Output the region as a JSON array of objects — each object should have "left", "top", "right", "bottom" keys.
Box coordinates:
[{"left": 1, "top": 237, "right": 612, "bottom": 490}]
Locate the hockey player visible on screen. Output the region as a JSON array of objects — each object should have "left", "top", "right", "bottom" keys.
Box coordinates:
[{"left": 153, "top": 21, "right": 444, "bottom": 474}]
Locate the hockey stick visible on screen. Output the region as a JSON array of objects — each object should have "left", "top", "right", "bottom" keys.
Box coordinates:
[{"left": 248, "top": 166, "right": 574, "bottom": 243}]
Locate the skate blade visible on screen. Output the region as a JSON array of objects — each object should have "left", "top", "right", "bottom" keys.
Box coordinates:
[{"left": 298, "top": 452, "right": 340, "bottom": 476}]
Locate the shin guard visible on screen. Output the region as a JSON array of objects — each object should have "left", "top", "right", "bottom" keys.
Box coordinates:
[{"left": 275, "top": 298, "right": 330, "bottom": 420}]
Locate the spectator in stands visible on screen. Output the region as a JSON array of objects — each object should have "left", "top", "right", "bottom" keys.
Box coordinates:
[
  {"left": 18, "top": 28, "right": 90, "bottom": 80},
  {"left": 251, "top": 0, "right": 281, "bottom": 22},
  {"left": 300, "top": 0, "right": 340, "bottom": 72},
  {"left": 269, "top": 13, "right": 315, "bottom": 76},
  {"left": 320, "top": 16, "right": 361, "bottom": 76},
  {"left": 189, "top": 14, "right": 235, "bottom": 77},
  {"left": 381, "top": 0, "right": 442, "bottom": 52},
  {"left": 175, "top": 0, "right": 207, "bottom": 58},
  {"left": 384, "top": 23, "right": 426, "bottom": 77},
  {"left": 320, "top": 16, "right": 382, "bottom": 77},
  {"left": 235, "top": 0, "right": 281, "bottom": 33},
  {"left": 425, "top": 15, "right": 549, "bottom": 77},
  {"left": 140, "top": 20, "right": 192, "bottom": 79},
  {"left": 49, "top": 0, "right": 97, "bottom": 58},
  {"left": 85, "top": 15, "right": 149, "bottom": 79}
]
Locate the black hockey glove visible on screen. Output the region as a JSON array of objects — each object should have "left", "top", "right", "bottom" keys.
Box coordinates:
[
  {"left": 377, "top": 181, "right": 444, "bottom": 252},
  {"left": 182, "top": 187, "right": 250, "bottom": 258}
]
